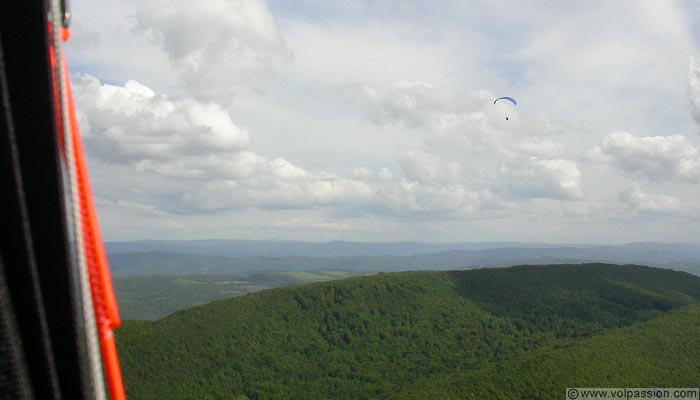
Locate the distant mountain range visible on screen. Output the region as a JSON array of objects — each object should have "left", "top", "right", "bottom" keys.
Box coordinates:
[
  {"left": 106, "top": 240, "right": 700, "bottom": 276},
  {"left": 105, "top": 239, "right": 597, "bottom": 258}
]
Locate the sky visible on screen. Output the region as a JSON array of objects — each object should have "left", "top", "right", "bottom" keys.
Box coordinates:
[{"left": 66, "top": 0, "right": 700, "bottom": 243}]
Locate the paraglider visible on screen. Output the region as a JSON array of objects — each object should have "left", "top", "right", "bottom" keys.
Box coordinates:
[
  {"left": 494, "top": 96, "right": 517, "bottom": 120},
  {"left": 494, "top": 96, "right": 517, "bottom": 105}
]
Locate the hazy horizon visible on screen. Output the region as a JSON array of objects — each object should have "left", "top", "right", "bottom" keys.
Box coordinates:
[{"left": 105, "top": 238, "right": 700, "bottom": 246}]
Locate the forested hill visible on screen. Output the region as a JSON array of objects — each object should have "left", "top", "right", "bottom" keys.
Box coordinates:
[{"left": 116, "top": 264, "right": 700, "bottom": 399}]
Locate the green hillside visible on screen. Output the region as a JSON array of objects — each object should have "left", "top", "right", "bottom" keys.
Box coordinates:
[
  {"left": 114, "top": 271, "right": 372, "bottom": 320},
  {"left": 399, "top": 304, "right": 700, "bottom": 399},
  {"left": 116, "top": 264, "right": 700, "bottom": 399}
]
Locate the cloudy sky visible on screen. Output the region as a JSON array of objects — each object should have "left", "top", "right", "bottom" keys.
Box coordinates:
[{"left": 66, "top": 0, "right": 700, "bottom": 243}]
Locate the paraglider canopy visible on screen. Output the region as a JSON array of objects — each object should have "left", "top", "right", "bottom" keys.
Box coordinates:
[
  {"left": 494, "top": 96, "right": 517, "bottom": 105},
  {"left": 494, "top": 96, "right": 517, "bottom": 121}
]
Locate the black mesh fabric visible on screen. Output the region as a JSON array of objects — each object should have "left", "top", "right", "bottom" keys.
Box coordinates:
[
  {"left": 0, "top": 1, "right": 97, "bottom": 399},
  {"left": 0, "top": 254, "right": 32, "bottom": 400}
]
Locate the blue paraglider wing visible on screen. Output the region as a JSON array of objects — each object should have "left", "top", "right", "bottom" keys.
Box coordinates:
[{"left": 494, "top": 96, "right": 517, "bottom": 105}]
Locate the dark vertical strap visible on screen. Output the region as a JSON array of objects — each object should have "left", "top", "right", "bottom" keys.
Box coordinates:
[
  {"left": 0, "top": 27, "right": 61, "bottom": 400},
  {"left": 0, "top": 253, "right": 33, "bottom": 400},
  {"left": 0, "top": 1, "right": 92, "bottom": 398}
]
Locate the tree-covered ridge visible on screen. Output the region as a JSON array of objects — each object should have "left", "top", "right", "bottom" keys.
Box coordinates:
[
  {"left": 116, "top": 264, "right": 700, "bottom": 399},
  {"left": 449, "top": 264, "right": 700, "bottom": 335},
  {"left": 400, "top": 304, "right": 700, "bottom": 399}
]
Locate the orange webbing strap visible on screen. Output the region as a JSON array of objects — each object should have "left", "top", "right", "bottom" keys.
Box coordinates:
[{"left": 64, "top": 59, "right": 126, "bottom": 400}]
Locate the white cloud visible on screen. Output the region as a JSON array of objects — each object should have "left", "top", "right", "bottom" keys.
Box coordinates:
[
  {"left": 349, "top": 81, "right": 498, "bottom": 147},
  {"left": 377, "top": 167, "right": 394, "bottom": 181},
  {"left": 75, "top": 75, "right": 374, "bottom": 213},
  {"left": 280, "top": 20, "right": 481, "bottom": 88},
  {"left": 135, "top": 0, "right": 289, "bottom": 102},
  {"left": 352, "top": 80, "right": 582, "bottom": 203},
  {"left": 65, "top": 0, "right": 176, "bottom": 92},
  {"left": 73, "top": 74, "right": 249, "bottom": 163},
  {"left": 351, "top": 166, "right": 373, "bottom": 180},
  {"left": 690, "top": 56, "right": 700, "bottom": 125},
  {"left": 138, "top": 154, "right": 377, "bottom": 211},
  {"left": 618, "top": 183, "right": 680, "bottom": 214},
  {"left": 355, "top": 80, "right": 451, "bottom": 127},
  {"left": 400, "top": 150, "right": 462, "bottom": 185},
  {"left": 68, "top": 0, "right": 700, "bottom": 241},
  {"left": 374, "top": 179, "right": 481, "bottom": 215},
  {"left": 349, "top": 80, "right": 561, "bottom": 158},
  {"left": 175, "top": 176, "right": 374, "bottom": 212},
  {"left": 513, "top": 138, "right": 563, "bottom": 158},
  {"left": 500, "top": 157, "right": 583, "bottom": 201},
  {"left": 597, "top": 131, "right": 700, "bottom": 182},
  {"left": 77, "top": 75, "right": 509, "bottom": 217},
  {"left": 270, "top": 158, "right": 308, "bottom": 179},
  {"left": 515, "top": 1, "right": 692, "bottom": 112}
]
